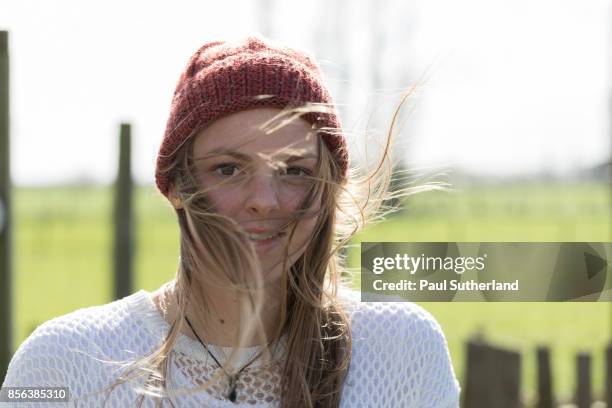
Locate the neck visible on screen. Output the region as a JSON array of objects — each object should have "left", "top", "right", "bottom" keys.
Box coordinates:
[{"left": 152, "top": 279, "right": 284, "bottom": 348}]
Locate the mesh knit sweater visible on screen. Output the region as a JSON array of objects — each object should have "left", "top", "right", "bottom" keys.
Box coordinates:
[{"left": 2, "top": 288, "right": 460, "bottom": 407}]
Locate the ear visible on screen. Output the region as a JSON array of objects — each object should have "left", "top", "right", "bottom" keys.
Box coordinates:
[{"left": 168, "top": 183, "right": 183, "bottom": 209}]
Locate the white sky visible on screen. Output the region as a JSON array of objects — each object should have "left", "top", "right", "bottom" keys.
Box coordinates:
[{"left": 1, "top": 0, "right": 610, "bottom": 186}]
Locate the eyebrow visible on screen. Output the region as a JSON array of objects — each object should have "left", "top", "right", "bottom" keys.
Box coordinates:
[{"left": 195, "top": 148, "right": 318, "bottom": 162}]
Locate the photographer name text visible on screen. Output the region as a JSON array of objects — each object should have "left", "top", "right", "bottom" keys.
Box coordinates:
[{"left": 372, "top": 279, "right": 520, "bottom": 292}]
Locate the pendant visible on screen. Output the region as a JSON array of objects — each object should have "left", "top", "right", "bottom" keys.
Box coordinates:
[{"left": 228, "top": 375, "right": 238, "bottom": 403}]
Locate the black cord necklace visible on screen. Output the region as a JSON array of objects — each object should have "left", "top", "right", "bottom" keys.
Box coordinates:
[{"left": 184, "top": 316, "right": 264, "bottom": 403}]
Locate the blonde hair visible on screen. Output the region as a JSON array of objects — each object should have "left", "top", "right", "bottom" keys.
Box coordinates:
[{"left": 102, "top": 86, "right": 439, "bottom": 407}]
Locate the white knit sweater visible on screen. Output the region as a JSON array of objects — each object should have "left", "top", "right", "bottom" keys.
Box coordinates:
[{"left": 2, "top": 288, "right": 460, "bottom": 407}]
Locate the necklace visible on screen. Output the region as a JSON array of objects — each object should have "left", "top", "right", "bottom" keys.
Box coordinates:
[{"left": 184, "top": 316, "right": 264, "bottom": 403}]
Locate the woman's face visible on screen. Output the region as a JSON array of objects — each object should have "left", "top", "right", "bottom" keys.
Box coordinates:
[{"left": 190, "top": 107, "right": 322, "bottom": 282}]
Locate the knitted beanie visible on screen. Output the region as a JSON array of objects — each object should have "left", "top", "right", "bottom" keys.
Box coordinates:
[{"left": 155, "top": 35, "right": 349, "bottom": 198}]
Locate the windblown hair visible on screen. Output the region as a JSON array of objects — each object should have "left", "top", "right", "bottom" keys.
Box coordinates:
[{"left": 102, "top": 86, "right": 441, "bottom": 407}]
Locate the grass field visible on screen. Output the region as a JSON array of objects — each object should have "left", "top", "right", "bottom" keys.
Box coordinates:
[{"left": 9, "top": 182, "right": 611, "bottom": 404}]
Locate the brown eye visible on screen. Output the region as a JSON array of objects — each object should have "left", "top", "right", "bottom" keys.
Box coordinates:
[
  {"left": 213, "top": 164, "right": 240, "bottom": 176},
  {"left": 284, "top": 167, "right": 310, "bottom": 177}
]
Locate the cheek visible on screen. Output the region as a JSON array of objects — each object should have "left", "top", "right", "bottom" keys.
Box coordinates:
[
  {"left": 298, "top": 215, "right": 318, "bottom": 238},
  {"left": 282, "top": 192, "right": 307, "bottom": 212},
  {"left": 281, "top": 183, "right": 320, "bottom": 212},
  {"left": 291, "top": 198, "right": 322, "bottom": 241},
  {"left": 283, "top": 213, "right": 321, "bottom": 265},
  {"left": 206, "top": 188, "right": 242, "bottom": 216}
]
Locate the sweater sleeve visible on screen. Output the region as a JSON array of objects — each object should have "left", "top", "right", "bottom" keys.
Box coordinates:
[
  {"left": 408, "top": 306, "right": 460, "bottom": 408},
  {"left": 1, "top": 321, "right": 76, "bottom": 407},
  {"left": 340, "top": 296, "right": 461, "bottom": 408},
  {"left": 1, "top": 317, "right": 122, "bottom": 407}
]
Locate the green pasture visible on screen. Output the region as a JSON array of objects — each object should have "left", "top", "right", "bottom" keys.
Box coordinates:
[{"left": 9, "top": 182, "right": 611, "bottom": 404}]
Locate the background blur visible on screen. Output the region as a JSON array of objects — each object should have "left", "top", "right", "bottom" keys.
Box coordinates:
[{"left": 1, "top": 0, "right": 610, "bottom": 405}]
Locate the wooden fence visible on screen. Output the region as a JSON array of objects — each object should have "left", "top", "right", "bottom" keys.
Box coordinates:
[{"left": 463, "top": 337, "right": 612, "bottom": 407}]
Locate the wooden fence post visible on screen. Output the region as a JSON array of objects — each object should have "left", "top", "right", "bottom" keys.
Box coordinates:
[
  {"left": 0, "top": 30, "right": 12, "bottom": 385},
  {"left": 604, "top": 343, "right": 612, "bottom": 407},
  {"left": 113, "top": 123, "right": 133, "bottom": 300},
  {"left": 463, "top": 339, "right": 521, "bottom": 408},
  {"left": 576, "top": 353, "right": 591, "bottom": 408},
  {"left": 606, "top": 344, "right": 612, "bottom": 407},
  {"left": 536, "top": 346, "right": 553, "bottom": 408}
]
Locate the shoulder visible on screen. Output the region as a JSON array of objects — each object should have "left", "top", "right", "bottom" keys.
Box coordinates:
[
  {"left": 338, "top": 287, "right": 446, "bottom": 342},
  {"left": 2, "top": 291, "right": 155, "bottom": 392},
  {"left": 13, "top": 290, "right": 148, "bottom": 355},
  {"left": 338, "top": 288, "right": 461, "bottom": 408}
]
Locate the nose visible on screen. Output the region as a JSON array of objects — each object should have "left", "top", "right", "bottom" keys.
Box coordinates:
[{"left": 245, "top": 171, "right": 281, "bottom": 216}]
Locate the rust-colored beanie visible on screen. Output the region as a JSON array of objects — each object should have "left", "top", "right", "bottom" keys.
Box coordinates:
[{"left": 155, "top": 35, "right": 349, "bottom": 198}]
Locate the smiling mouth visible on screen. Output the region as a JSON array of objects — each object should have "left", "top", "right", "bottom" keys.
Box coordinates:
[{"left": 248, "top": 231, "right": 285, "bottom": 241}]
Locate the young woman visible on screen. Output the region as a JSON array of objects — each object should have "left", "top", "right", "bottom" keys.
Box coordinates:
[{"left": 2, "top": 36, "right": 460, "bottom": 407}]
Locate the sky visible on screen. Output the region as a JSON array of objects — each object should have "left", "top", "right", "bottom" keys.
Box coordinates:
[{"left": 0, "top": 0, "right": 610, "bottom": 186}]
